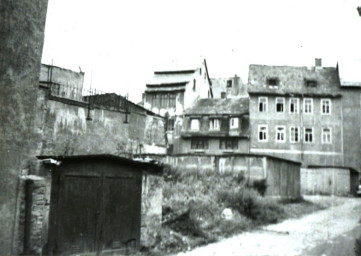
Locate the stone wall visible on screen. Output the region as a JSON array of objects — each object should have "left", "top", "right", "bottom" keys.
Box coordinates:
[
  {"left": 140, "top": 173, "right": 163, "bottom": 248},
  {"left": 0, "top": 1, "right": 48, "bottom": 254}
]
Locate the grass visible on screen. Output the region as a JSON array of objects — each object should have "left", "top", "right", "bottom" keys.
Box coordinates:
[{"left": 153, "top": 166, "right": 326, "bottom": 255}]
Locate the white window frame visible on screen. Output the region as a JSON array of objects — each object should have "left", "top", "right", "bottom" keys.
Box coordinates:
[
  {"left": 190, "top": 118, "right": 200, "bottom": 131},
  {"left": 258, "top": 97, "right": 268, "bottom": 112},
  {"left": 289, "top": 126, "right": 300, "bottom": 143},
  {"left": 258, "top": 125, "right": 268, "bottom": 142},
  {"left": 209, "top": 118, "right": 220, "bottom": 131},
  {"left": 321, "top": 127, "right": 332, "bottom": 144},
  {"left": 303, "top": 98, "right": 313, "bottom": 114},
  {"left": 304, "top": 127, "right": 314, "bottom": 143},
  {"left": 275, "top": 97, "right": 285, "bottom": 113},
  {"left": 289, "top": 98, "right": 299, "bottom": 113},
  {"left": 275, "top": 125, "right": 286, "bottom": 143},
  {"left": 230, "top": 117, "right": 239, "bottom": 129},
  {"left": 321, "top": 99, "right": 331, "bottom": 115}
]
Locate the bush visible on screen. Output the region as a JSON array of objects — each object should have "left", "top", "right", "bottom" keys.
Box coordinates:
[{"left": 217, "top": 187, "right": 284, "bottom": 224}]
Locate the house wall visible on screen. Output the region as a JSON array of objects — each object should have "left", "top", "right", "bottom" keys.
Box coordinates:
[
  {"left": 144, "top": 154, "right": 301, "bottom": 198},
  {"left": 301, "top": 167, "right": 352, "bottom": 196},
  {"left": 249, "top": 95, "right": 343, "bottom": 166},
  {"left": 0, "top": 1, "right": 48, "bottom": 254},
  {"left": 176, "top": 138, "right": 249, "bottom": 154},
  {"left": 37, "top": 88, "right": 166, "bottom": 156}
]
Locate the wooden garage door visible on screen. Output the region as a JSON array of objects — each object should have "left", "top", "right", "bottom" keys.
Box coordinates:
[{"left": 50, "top": 173, "right": 141, "bottom": 255}]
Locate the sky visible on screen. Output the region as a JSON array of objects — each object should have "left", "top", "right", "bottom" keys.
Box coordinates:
[{"left": 41, "top": 0, "right": 361, "bottom": 103}]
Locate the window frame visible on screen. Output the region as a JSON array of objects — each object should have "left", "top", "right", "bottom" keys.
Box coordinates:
[
  {"left": 275, "top": 97, "right": 285, "bottom": 113},
  {"left": 209, "top": 118, "right": 220, "bottom": 131},
  {"left": 219, "top": 139, "right": 238, "bottom": 150},
  {"left": 258, "top": 97, "right": 268, "bottom": 112},
  {"left": 191, "top": 139, "right": 209, "bottom": 150},
  {"left": 289, "top": 126, "right": 300, "bottom": 143},
  {"left": 321, "top": 127, "right": 332, "bottom": 144},
  {"left": 289, "top": 98, "right": 299, "bottom": 113},
  {"left": 303, "top": 98, "right": 313, "bottom": 114},
  {"left": 304, "top": 127, "right": 314, "bottom": 143},
  {"left": 230, "top": 117, "right": 239, "bottom": 129},
  {"left": 190, "top": 118, "right": 200, "bottom": 131},
  {"left": 167, "top": 119, "right": 175, "bottom": 131},
  {"left": 275, "top": 125, "right": 286, "bottom": 143},
  {"left": 258, "top": 125, "right": 268, "bottom": 142},
  {"left": 321, "top": 99, "right": 331, "bottom": 115}
]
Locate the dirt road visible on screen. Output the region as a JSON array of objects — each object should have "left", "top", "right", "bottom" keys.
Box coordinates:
[{"left": 176, "top": 196, "right": 361, "bottom": 256}]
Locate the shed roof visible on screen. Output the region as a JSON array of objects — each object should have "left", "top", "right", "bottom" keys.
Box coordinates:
[
  {"left": 184, "top": 97, "right": 249, "bottom": 116},
  {"left": 37, "top": 154, "right": 163, "bottom": 170},
  {"left": 247, "top": 64, "right": 341, "bottom": 97},
  {"left": 337, "top": 60, "right": 361, "bottom": 87}
]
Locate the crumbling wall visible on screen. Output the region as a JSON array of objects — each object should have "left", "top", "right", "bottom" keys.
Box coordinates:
[
  {"left": 0, "top": 1, "right": 48, "bottom": 254},
  {"left": 38, "top": 88, "right": 166, "bottom": 156},
  {"left": 140, "top": 173, "right": 163, "bottom": 248}
]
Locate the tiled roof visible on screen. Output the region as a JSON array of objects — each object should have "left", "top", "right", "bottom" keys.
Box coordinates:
[
  {"left": 337, "top": 60, "right": 361, "bottom": 87},
  {"left": 185, "top": 98, "right": 249, "bottom": 116},
  {"left": 247, "top": 64, "right": 341, "bottom": 97}
]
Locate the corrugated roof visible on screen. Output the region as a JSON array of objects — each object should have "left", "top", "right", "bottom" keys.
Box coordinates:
[
  {"left": 185, "top": 98, "right": 249, "bottom": 115},
  {"left": 337, "top": 60, "right": 361, "bottom": 87},
  {"left": 248, "top": 64, "right": 341, "bottom": 96}
]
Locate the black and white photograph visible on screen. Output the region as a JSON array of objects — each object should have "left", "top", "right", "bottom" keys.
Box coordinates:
[{"left": 1, "top": 0, "right": 361, "bottom": 255}]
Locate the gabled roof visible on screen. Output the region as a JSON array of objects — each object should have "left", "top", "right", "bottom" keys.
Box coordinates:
[
  {"left": 247, "top": 64, "right": 341, "bottom": 97},
  {"left": 185, "top": 98, "right": 249, "bottom": 116},
  {"left": 337, "top": 60, "right": 361, "bottom": 87},
  {"left": 146, "top": 58, "right": 212, "bottom": 87}
]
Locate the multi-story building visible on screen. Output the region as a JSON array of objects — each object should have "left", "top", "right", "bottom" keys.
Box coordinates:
[
  {"left": 247, "top": 58, "right": 361, "bottom": 171},
  {"left": 211, "top": 75, "right": 247, "bottom": 98},
  {"left": 174, "top": 98, "right": 249, "bottom": 154},
  {"left": 143, "top": 58, "right": 213, "bottom": 152},
  {"left": 247, "top": 59, "right": 344, "bottom": 167}
]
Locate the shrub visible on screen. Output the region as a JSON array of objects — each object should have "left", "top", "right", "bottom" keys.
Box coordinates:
[{"left": 246, "top": 178, "right": 268, "bottom": 196}]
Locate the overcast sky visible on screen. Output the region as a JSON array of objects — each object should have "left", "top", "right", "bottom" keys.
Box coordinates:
[{"left": 41, "top": 0, "right": 361, "bottom": 103}]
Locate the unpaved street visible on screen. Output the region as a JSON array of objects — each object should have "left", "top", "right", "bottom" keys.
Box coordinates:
[{"left": 177, "top": 196, "right": 361, "bottom": 256}]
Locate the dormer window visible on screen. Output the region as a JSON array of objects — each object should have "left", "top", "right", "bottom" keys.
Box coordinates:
[
  {"left": 267, "top": 78, "right": 279, "bottom": 89},
  {"left": 190, "top": 118, "right": 200, "bottom": 130},
  {"left": 209, "top": 119, "right": 220, "bottom": 130},
  {"left": 227, "top": 80, "right": 232, "bottom": 88},
  {"left": 305, "top": 79, "right": 317, "bottom": 87}
]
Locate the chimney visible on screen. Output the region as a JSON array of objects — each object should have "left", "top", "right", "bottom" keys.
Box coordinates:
[
  {"left": 315, "top": 58, "right": 322, "bottom": 70},
  {"left": 357, "top": 6, "right": 361, "bottom": 16}
]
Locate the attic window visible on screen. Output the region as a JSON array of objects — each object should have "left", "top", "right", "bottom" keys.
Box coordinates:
[
  {"left": 227, "top": 80, "right": 232, "bottom": 88},
  {"left": 267, "top": 78, "right": 279, "bottom": 88},
  {"left": 305, "top": 79, "right": 317, "bottom": 87}
]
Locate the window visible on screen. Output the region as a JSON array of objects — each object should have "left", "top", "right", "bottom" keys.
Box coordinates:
[
  {"left": 276, "top": 98, "right": 285, "bottom": 113},
  {"left": 221, "top": 92, "right": 226, "bottom": 99},
  {"left": 259, "top": 97, "right": 267, "bottom": 112},
  {"left": 169, "top": 94, "right": 176, "bottom": 108},
  {"left": 167, "top": 119, "right": 175, "bottom": 131},
  {"left": 322, "top": 128, "right": 332, "bottom": 144},
  {"left": 227, "top": 80, "right": 232, "bottom": 88},
  {"left": 275, "top": 126, "right": 286, "bottom": 142},
  {"left": 305, "top": 79, "right": 317, "bottom": 87},
  {"left": 204, "top": 72, "right": 207, "bottom": 80},
  {"left": 230, "top": 117, "right": 239, "bottom": 129},
  {"left": 321, "top": 99, "right": 331, "bottom": 115},
  {"left": 152, "top": 94, "right": 158, "bottom": 108},
  {"left": 303, "top": 98, "right": 313, "bottom": 114},
  {"left": 267, "top": 78, "right": 279, "bottom": 88},
  {"left": 304, "top": 128, "right": 314, "bottom": 143},
  {"left": 190, "top": 119, "right": 200, "bottom": 130},
  {"left": 199, "top": 68, "right": 202, "bottom": 75},
  {"left": 193, "top": 79, "right": 196, "bottom": 90},
  {"left": 220, "top": 139, "right": 238, "bottom": 150},
  {"left": 258, "top": 125, "right": 268, "bottom": 142},
  {"left": 191, "top": 139, "right": 208, "bottom": 150},
  {"left": 290, "top": 126, "right": 300, "bottom": 143},
  {"left": 209, "top": 119, "right": 220, "bottom": 130},
  {"left": 161, "top": 94, "right": 168, "bottom": 108},
  {"left": 289, "top": 98, "right": 299, "bottom": 113}
]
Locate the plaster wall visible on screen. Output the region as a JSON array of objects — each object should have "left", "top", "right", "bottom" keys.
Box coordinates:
[
  {"left": 0, "top": 1, "right": 48, "bottom": 253},
  {"left": 249, "top": 95, "right": 343, "bottom": 166}
]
